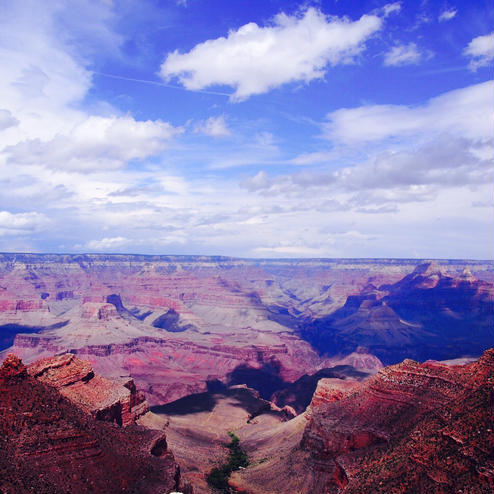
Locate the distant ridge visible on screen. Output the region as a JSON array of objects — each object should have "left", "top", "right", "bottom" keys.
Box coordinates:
[{"left": 0, "top": 252, "right": 492, "bottom": 264}]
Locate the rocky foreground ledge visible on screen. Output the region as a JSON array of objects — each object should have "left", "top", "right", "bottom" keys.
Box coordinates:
[
  {"left": 27, "top": 353, "right": 149, "bottom": 427},
  {"left": 0, "top": 353, "right": 192, "bottom": 494}
]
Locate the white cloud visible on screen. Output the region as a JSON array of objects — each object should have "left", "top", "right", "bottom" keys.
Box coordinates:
[
  {"left": 241, "top": 81, "right": 493, "bottom": 223},
  {"left": 438, "top": 9, "right": 457, "bottom": 22},
  {"left": 464, "top": 32, "right": 494, "bottom": 70},
  {"left": 0, "top": 1, "right": 491, "bottom": 259},
  {"left": 0, "top": 211, "right": 49, "bottom": 236},
  {"left": 384, "top": 42, "right": 422, "bottom": 66},
  {"left": 160, "top": 8, "right": 382, "bottom": 101},
  {"left": 194, "top": 116, "right": 231, "bottom": 137},
  {"left": 336, "top": 136, "right": 491, "bottom": 190},
  {"left": 290, "top": 150, "right": 342, "bottom": 165},
  {"left": 0, "top": 2, "right": 179, "bottom": 175},
  {"left": 0, "top": 110, "right": 19, "bottom": 130},
  {"left": 253, "top": 245, "right": 328, "bottom": 257},
  {"left": 323, "top": 81, "right": 493, "bottom": 144},
  {"left": 382, "top": 3, "right": 402, "bottom": 17},
  {"left": 85, "top": 236, "right": 131, "bottom": 250},
  {"left": 6, "top": 115, "right": 180, "bottom": 171},
  {"left": 240, "top": 171, "right": 270, "bottom": 191}
]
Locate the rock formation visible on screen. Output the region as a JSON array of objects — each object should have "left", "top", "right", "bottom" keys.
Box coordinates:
[
  {"left": 0, "top": 354, "right": 191, "bottom": 494},
  {"left": 304, "top": 261, "right": 494, "bottom": 363},
  {"left": 150, "top": 384, "right": 298, "bottom": 494},
  {"left": 230, "top": 349, "right": 494, "bottom": 494},
  {"left": 27, "top": 353, "right": 148, "bottom": 426}
]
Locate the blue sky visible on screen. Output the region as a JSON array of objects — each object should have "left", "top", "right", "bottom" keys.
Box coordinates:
[{"left": 0, "top": 0, "right": 492, "bottom": 258}]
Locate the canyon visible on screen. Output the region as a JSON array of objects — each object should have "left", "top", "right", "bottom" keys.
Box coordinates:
[
  {"left": 228, "top": 348, "right": 494, "bottom": 494},
  {"left": 3, "top": 348, "right": 491, "bottom": 494},
  {"left": 0, "top": 254, "right": 492, "bottom": 406},
  {"left": 0, "top": 254, "right": 493, "bottom": 493}
]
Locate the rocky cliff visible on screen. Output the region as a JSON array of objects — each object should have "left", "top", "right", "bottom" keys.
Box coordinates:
[
  {"left": 0, "top": 354, "right": 191, "bottom": 494},
  {"left": 304, "top": 261, "right": 494, "bottom": 363},
  {"left": 230, "top": 349, "right": 494, "bottom": 494},
  {"left": 27, "top": 353, "right": 149, "bottom": 426}
]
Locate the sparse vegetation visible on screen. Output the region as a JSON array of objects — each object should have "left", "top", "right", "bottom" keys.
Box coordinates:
[{"left": 206, "top": 431, "right": 248, "bottom": 493}]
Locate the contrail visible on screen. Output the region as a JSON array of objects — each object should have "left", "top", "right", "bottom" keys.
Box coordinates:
[{"left": 92, "top": 71, "right": 232, "bottom": 97}]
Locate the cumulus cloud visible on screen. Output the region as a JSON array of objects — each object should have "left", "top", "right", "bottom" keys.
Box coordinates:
[
  {"left": 160, "top": 8, "right": 382, "bottom": 101},
  {"left": 242, "top": 81, "right": 493, "bottom": 216},
  {"left": 438, "top": 9, "right": 457, "bottom": 22},
  {"left": 337, "top": 136, "right": 491, "bottom": 191},
  {"left": 240, "top": 171, "right": 271, "bottom": 191},
  {"left": 194, "top": 115, "right": 231, "bottom": 137},
  {"left": 384, "top": 42, "right": 422, "bottom": 66},
  {"left": 0, "top": 210, "right": 49, "bottom": 236},
  {"left": 464, "top": 32, "right": 494, "bottom": 70},
  {"left": 323, "top": 81, "right": 493, "bottom": 144},
  {"left": 6, "top": 115, "right": 180, "bottom": 171},
  {"left": 241, "top": 136, "right": 490, "bottom": 197}
]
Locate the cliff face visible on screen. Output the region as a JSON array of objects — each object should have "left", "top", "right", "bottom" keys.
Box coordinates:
[
  {"left": 0, "top": 354, "right": 191, "bottom": 494},
  {"left": 27, "top": 353, "right": 148, "bottom": 426},
  {"left": 302, "top": 349, "right": 494, "bottom": 494},
  {"left": 229, "top": 350, "right": 494, "bottom": 494},
  {"left": 0, "top": 255, "right": 492, "bottom": 405},
  {"left": 305, "top": 261, "right": 494, "bottom": 364}
]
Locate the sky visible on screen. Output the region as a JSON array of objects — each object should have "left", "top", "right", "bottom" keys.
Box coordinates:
[{"left": 0, "top": 0, "right": 492, "bottom": 259}]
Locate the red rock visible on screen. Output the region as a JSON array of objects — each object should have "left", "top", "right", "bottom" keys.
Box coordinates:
[
  {"left": 28, "top": 353, "right": 148, "bottom": 427},
  {"left": 0, "top": 354, "right": 192, "bottom": 494},
  {"left": 80, "top": 302, "right": 118, "bottom": 320},
  {"left": 302, "top": 349, "right": 494, "bottom": 493},
  {"left": 1, "top": 254, "right": 492, "bottom": 409},
  {"left": 309, "top": 378, "right": 360, "bottom": 408},
  {"left": 0, "top": 353, "right": 27, "bottom": 380},
  {"left": 229, "top": 350, "right": 493, "bottom": 494}
]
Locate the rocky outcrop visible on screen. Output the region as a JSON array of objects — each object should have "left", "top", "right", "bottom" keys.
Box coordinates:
[
  {"left": 270, "top": 362, "right": 372, "bottom": 414},
  {"left": 0, "top": 354, "right": 192, "bottom": 494},
  {"left": 229, "top": 350, "right": 493, "bottom": 494},
  {"left": 27, "top": 353, "right": 148, "bottom": 426},
  {"left": 301, "top": 349, "right": 494, "bottom": 493},
  {"left": 309, "top": 378, "right": 360, "bottom": 409},
  {"left": 80, "top": 302, "right": 119, "bottom": 321}
]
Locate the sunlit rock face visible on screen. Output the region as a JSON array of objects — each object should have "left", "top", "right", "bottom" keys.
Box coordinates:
[
  {"left": 27, "top": 353, "right": 149, "bottom": 426},
  {"left": 0, "top": 254, "right": 492, "bottom": 405}
]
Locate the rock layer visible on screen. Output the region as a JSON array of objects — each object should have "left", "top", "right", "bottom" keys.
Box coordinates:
[
  {"left": 0, "top": 354, "right": 191, "bottom": 494},
  {"left": 0, "top": 255, "right": 492, "bottom": 405},
  {"left": 230, "top": 349, "right": 494, "bottom": 494},
  {"left": 27, "top": 353, "right": 148, "bottom": 426},
  {"left": 305, "top": 261, "right": 494, "bottom": 363}
]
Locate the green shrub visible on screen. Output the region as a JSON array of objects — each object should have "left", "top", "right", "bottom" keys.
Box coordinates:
[{"left": 206, "top": 431, "right": 249, "bottom": 493}]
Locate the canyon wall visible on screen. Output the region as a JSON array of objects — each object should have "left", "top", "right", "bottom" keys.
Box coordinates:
[
  {"left": 0, "top": 254, "right": 492, "bottom": 405},
  {"left": 230, "top": 349, "right": 494, "bottom": 494}
]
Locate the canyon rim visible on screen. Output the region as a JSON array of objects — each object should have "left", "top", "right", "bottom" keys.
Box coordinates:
[{"left": 0, "top": 0, "right": 493, "bottom": 493}]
